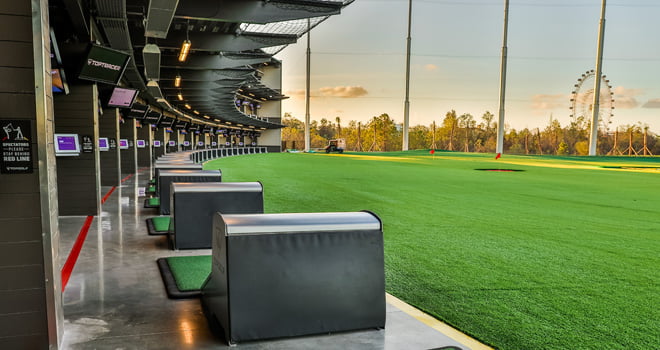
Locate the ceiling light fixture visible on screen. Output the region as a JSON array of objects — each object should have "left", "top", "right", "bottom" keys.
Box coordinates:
[
  {"left": 178, "top": 22, "right": 192, "bottom": 62},
  {"left": 184, "top": 103, "right": 191, "bottom": 109},
  {"left": 193, "top": 110, "right": 200, "bottom": 115},
  {"left": 178, "top": 40, "right": 191, "bottom": 62},
  {"left": 174, "top": 75, "right": 181, "bottom": 87},
  {"left": 177, "top": 92, "right": 183, "bottom": 101}
]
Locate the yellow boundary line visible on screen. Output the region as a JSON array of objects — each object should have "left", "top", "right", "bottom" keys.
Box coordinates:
[{"left": 386, "top": 293, "right": 493, "bottom": 350}]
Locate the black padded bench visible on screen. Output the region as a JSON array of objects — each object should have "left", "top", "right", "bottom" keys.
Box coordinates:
[
  {"left": 157, "top": 169, "right": 222, "bottom": 215},
  {"left": 168, "top": 182, "right": 264, "bottom": 249},
  {"left": 201, "top": 211, "right": 385, "bottom": 344}
]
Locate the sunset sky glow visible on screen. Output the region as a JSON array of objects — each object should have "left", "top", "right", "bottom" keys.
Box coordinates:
[{"left": 275, "top": 0, "right": 660, "bottom": 132}]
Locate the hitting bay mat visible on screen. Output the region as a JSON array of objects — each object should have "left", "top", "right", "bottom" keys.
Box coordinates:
[
  {"left": 143, "top": 197, "right": 160, "bottom": 208},
  {"left": 157, "top": 255, "right": 211, "bottom": 299},
  {"left": 146, "top": 216, "right": 170, "bottom": 235}
]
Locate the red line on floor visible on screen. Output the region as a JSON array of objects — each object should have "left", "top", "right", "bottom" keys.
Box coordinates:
[
  {"left": 61, "top": 215, "right": 94, "bottom": 292},
  {"left": 100, "top": 186, "right": 117, "bottom": 204},
  {"left": 121, "top": 173, "right": 134, "bottom": 183}
]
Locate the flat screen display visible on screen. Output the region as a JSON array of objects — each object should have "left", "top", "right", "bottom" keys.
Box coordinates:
[
  {"left": 158, "top": 117, "right": 174, "bottom": 128},
  {"left": 153, "top": 140, "right": 161, "bottom": 147},
  {"left": 127, "top": 103, "right": 148, "bottom": 119},
  {"left": 98, "top": 137, "right": 109, "bottom": 151},
  {"left": 188, "top": 124, "right": 200, "bottom": 131},
  {"left": 183, "top": 141, "right": 190, "bottom": 146},
  {"left": 78, "top": 44, "right": 131, "bottom": 85},
  {"left": 119, "top": 139, "right": 129, "bottom": 149},
  {"left": 168, "top": 140, "right": 176, "bottom": 146},
  {"left": 51, "top": 68, "right": 69, "bottom": 94},
  {"left": 136, "top": 139, "right": 146, "bottom": 148},
  {"left": 107, "top": 87, "right": 138, "bottom": 108},
  {"left": 174, "top": 120, "right": 188, "bottom": 129},
  {"left": 54, "top": 134, "right": 80, "bottom": 156},
  {"left": 143, "top": 110, "right": 161, "bottom": 124}
]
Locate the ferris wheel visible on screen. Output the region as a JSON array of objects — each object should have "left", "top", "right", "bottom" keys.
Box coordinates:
[{"left": 569, "top": 70, "right": 615, "bottom": 131}]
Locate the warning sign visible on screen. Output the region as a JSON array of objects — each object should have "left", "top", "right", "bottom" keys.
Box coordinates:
[{"left": 1, "top": 120, "right": 33, "bottom": 174}]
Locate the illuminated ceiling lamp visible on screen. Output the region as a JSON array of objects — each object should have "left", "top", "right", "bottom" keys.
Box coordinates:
[
  {"left": 178, "top": 22, "right": 192, "bottom": 62},
  {"left": 178, "top": 40, "right": 191, "bottom": 62},
  {"left": 177, "top": 92, "right": 183, "bottom": 101},
  {"left": 174, "top": 75, "right": 181, "bottom": 87}
]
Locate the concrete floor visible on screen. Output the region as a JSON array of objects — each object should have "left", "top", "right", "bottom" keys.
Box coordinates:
[{"left": 58, "top": 168, "right": 485, "bottom": 350}]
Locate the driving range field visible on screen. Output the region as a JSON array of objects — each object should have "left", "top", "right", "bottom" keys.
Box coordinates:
[{"left": 204, "top": 151, "right": 659, "bottom": 350}]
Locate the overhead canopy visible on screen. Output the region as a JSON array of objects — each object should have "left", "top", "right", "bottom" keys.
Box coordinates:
[{"left": 50, "top": 0, "right": 354, "bottom": 130}]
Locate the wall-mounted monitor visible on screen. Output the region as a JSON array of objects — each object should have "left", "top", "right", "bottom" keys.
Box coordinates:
[
  {"left": 107, "top": 87, "right": 138, "bottom": 108},
  {"left": 78, "top": 44, "right": 131, "bottom": 85},
  {"left": 168, "top": 140, "right": 176, "bottom": 146},
  {"left": 54, "top": 133, "right": 80, "bottom": 156},
  {"left": 51, "top": 68, "right": 70, "bottom": 94},
  {"left": 153, "top": 140, "right": 162, "bottom": 147},
  {"left": 136, "top": 139, "right": 146, "bottom": 148},
  {"left": 143, "top": 110, "right": 161, "bottom": 124},
  {"left": 158, "top": 117, "right": 174, "bottom": 128},
  {"left": 119, "top": 139, "right": 129, "bottom": 149},
  {"left": 174, "top": 120, "right": 188, "bottom": 129},
  {"left": 127, "top": 103, "right": 149, "bottom": 119},
  {"left": 183, "top": 141, "right": 190, "bottom": 146},
  {"left": 188, "top": 124, "right": 200, "bottom": 131},
  {"left": 98, "top": 137, "right": 109, "bottom": 151}
]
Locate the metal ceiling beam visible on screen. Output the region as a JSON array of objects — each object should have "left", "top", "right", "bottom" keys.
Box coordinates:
[
  {"left": 144, "top": 54, "right": 270, "bottom": 70},
  {"left": 176, "top": 0, "right": 343, "bottom": 24},
  {"left": 160, "top": 68, "right": 254, "bottom": 81},
  {"left": 132, "top": 29, "right": 298, "bottom": 52}
]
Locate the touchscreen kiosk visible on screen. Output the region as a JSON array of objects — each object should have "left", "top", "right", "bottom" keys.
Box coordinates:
[
  {"left": 54, "top": 134, "right": 80, "bottom": 156},
  {"left": 98, "top": 137, "right": 109, "bottom": 151},
  {"left": 119, "top": 139, "right": 129, "bottom": 149}
]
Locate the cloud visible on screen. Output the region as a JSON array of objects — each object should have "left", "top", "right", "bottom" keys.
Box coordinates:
[
  {"left": 531, "top": 94, "right": 568, "bottom": 110},
  {"left": 284, "top": 89, "right": 305, "bottom": 97},
  {"left": 424, "top": 64, "right": 438, "bottom": 71},
  {"left": 613, "top": 86, "right": 643, "bottom": 109},
  {"left": 642, "top": 98, "right": 660, "bottom": 108},
  {"left": 318, "top": 86, "right": 368, "bottom": 98}
]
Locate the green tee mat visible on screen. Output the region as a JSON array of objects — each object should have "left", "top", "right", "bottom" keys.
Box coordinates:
[
  {"left": 146, "top": 216, "right": 170, "bottom": 235},
  {"left": 156, "top": 255, "right": 211, "bottom": 299},
  {"left": 143, "top": 197, "right": 160, "bottom": 208}
]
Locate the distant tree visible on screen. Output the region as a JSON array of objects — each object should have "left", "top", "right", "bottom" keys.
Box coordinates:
[{"left": 441, "top": 110, "right": 458, "bottom": 150}]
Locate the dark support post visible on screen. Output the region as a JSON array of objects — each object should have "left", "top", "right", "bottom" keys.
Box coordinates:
[
  {"left": 99, "top": 108, "right": 120, "bottom": 186},
  {"left": 0, "top": 0, "right": 63, "bottom": 347},
  {"left": 55, "top": 84, "right": 101, "bottom": 216}
]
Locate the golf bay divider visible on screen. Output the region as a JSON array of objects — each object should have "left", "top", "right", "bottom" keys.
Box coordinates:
[
  {"left": 201, "top": 211, "right": 385, "bottom": 344},
  {"left": 168, "top": 182, "right": 264, "bottom": 249},
  {"left": 156, "top": 169, "right": 222, "bottom": 215}
]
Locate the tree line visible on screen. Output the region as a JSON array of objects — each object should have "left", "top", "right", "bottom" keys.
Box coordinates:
[{"left": 281, "top": 111, "right": 659, "bottom": 156}]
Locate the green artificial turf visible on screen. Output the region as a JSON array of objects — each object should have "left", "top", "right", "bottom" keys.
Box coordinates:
[
  {"left": 148, "top": 197, "right": 160, "bottom": 206},
  {"left": 166, "top": 255, "right": 212, "bottom": 291},
  {"left": 151, "top": 216, "right": 171, "bottom": 232},
  {"left": 205, "top": 151, "right": 660, "bottom": 350}
]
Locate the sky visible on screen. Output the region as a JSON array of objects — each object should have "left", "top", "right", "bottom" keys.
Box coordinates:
[{"left": 274, "top": 0, "right": 660, "bottom": 133}]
